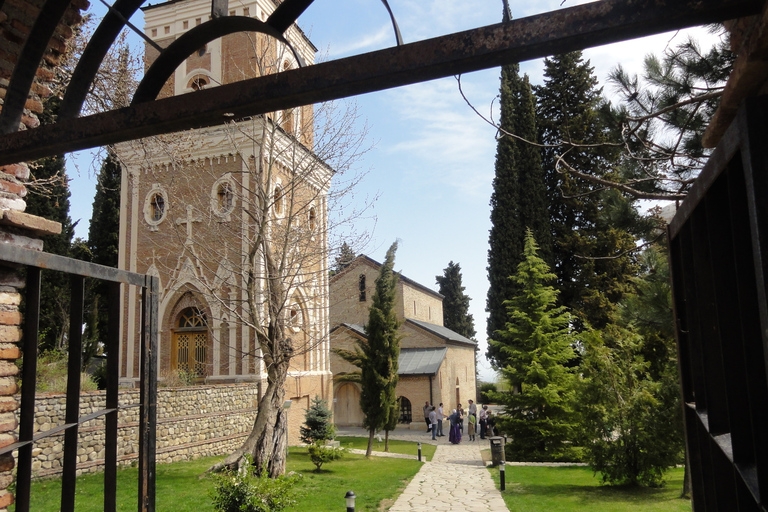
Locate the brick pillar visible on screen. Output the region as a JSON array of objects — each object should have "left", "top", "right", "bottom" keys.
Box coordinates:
[{"left": 0, "top": 159, "right": 62, "bottom": 511}]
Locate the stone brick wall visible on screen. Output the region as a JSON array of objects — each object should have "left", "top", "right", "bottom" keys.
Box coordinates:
[{"left": 24, "top": 383, "right": 260, "bottom": 478}]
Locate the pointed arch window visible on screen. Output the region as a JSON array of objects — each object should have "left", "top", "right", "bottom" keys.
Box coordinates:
[{"left": 359, "top": 274, "right": 366, "bottom": 302}]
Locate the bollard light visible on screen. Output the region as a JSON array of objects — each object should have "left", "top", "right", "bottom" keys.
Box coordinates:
[
  {"left": 500, "top": 460, "right": 506, "bottom": 491},
  {"left": 417, "top": 442, "right": 422, "bottom": 462},
  {"left": 345, "top": 490, "right": 356, "bottom": 512}
]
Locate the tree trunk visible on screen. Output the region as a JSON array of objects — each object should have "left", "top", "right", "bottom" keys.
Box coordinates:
[
  {"left": 384, "top": 430, "right": 390, "bottom": 452},
  {"left": 366, "top": 429, "right": 375, "bottom": 457}
]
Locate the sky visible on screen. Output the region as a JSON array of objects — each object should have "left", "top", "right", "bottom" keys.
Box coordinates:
[{"left": 66, "top": 0, "right": 721, "bottom": 382}]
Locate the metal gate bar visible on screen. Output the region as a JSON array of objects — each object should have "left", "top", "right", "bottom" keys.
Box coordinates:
[{"left": 0, "top": 244, "right": 158, "bottom": 512}]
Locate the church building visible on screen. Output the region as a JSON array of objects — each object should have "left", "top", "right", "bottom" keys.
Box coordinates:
[
  {"left": 116, "top": 0, "right": 333, "bottom": 441},
  {"left": 330, "top": 256, "right": 477, "bottom": 428}
]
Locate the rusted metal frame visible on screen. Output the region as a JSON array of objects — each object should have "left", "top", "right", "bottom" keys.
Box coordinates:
[
  {"left": 266, "top": 0, "right": 315, "bottom": 34},
  {"left": 61, "top": 274, "right": 85, "bottom": 512},
  {"left": 0, "top": 243, "right": 147, "bottom": 287},
  {"left": 0, "top": 0, "right": 72, "bottom": 134},
  {"left": 105, "top": 280, "right": 122, "bottom": 512},
  {"left": 133, "top": 16, "right": 306, "bottom": 104},
  {"left": 59, "top": 0, "right": 147, "bottom": 120},
  {"left": 14, "top": 267, "right": 41, "bottom": 512},
  {"left": 0, "top": 0, "right": 761, "bottom": 165},
  {"left": 138, "top": 278, "right": 158, "bottom": 512}
]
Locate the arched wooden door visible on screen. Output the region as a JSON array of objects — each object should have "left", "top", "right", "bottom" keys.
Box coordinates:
[
  {"left": 334, "top": 383, "right": 363, "bottom": 426},
  {"left": 171, "top": 307, "right": 208, "bottom": 379}
]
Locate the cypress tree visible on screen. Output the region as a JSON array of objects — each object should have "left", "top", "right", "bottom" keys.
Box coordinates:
[
  {"left": 486, "top": 5, "right": 550, "bottom": 368},
  {"left": 535, "top": 52, "right": 634, "bottom": 329},
  {"left": 436, "top": 261, "right": 476, "bottom": 339},
  {"left": 335, "top": 242, "right": 402, "bottom": 456},
  {"left": 25, "top": 96, "right": 75, "bottom": 352},
  {"left": 83, "top": 147, "right": 122, "bottom": 361}
]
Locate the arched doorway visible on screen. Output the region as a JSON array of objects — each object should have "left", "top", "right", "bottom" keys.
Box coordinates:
[
  {"left": 334, "top": 383, "right": 362, "bottom": 426},
  {"left": 171, "top": 307, "right": 209, "bottom": 380},
  {"left": 397, "top": 396, "right": 412, "bottom": 424}
]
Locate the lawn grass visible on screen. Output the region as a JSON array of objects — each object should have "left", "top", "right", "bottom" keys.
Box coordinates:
[
  {"left": 11, "top": 445, "right": 425, "bottom": 512},
  {"left": 336, "top": 435, "right": 436, "bottom": 461},
  {"left": 490, "top": 465, "right": 692, "bottom": 512}
]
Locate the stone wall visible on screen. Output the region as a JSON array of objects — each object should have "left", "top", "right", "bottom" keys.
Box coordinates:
[{"left": 25, "top": 383, "right": 259, "bottom": 478}]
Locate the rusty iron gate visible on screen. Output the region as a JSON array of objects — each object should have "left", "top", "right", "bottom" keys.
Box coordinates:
[
  {"left": 668, "top": 97, "right": 768, "bottom": 511},
  {"left": 0, "top": 244, "right": 158, "bottom": 512}
]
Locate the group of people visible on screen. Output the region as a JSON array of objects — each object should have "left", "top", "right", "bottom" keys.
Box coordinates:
[{"left": 423, "top": 400, "right": 496, "bottom": 444}]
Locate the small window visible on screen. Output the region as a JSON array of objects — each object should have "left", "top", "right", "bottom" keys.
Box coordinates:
[
  {"left": 359, "top": 274, "right": 366, "bottom": 302},
  {"left": 217, "top": 182, "right": 233, "bottom": 213},
  {"left": 243, "top": 7, "right": 250, "bottom": 16},
  {"left": 164, "top": 26, "right": 170, "bottom": 34},
  {"left": 273, "top": 185, "right": 283, "bottom": 215},
  {"left": 196, "top": 17, "right": 201, "bottom": 25},
  {"left": 308, "top": 207, "right": 317, "bottom": 232},
  {"left": 151, "top": 28, "right": 157, "bottom": 37},
  {"left": 151, "top": 193, "right": 165, "bottom": 221},
  {"left": 190, "top": 77, "right": 208, "bottom": 91},
  {"left": 183, "top": 20, "right": 189, "bottom": 29},
  {"left": 197, "top": 45, "right": 207, "bottom": 57}
]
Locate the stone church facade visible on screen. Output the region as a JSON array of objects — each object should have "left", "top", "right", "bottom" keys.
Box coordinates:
[
  {"left": 116, "top": 0, "right": 333, "bottom": 443},
  {"left": 330, "top": 256, "right": 477, "bottom": 428}
]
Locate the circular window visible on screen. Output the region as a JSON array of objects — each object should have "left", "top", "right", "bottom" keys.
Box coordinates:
[{"left": 144, "top": 185, "right": 168, "bottom": 230}]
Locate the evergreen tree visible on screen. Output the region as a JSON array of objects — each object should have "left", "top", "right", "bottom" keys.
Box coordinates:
[
  {"left": 24, "top": 96, "right": 75, "bottom": 352},
  {"left": 436, "top": 261, "right": 475, "bottom": 339},
  {"left": 330, "top": 241, "right": 356, "bottom": 275},
  {"left": 299, "top": 395, "right": 336, "bottom": 445},
  {"left": 83, "top": 148, "right": 122, "bottom": 363},
  {"left": 486, "top": 9, "right": 550, "bottom": 368},
  {"left": 334, "top": 242, "right": 402, "bottom": 456},
  {"left": 489, "top": 230, "right": 578, "bottom": 461},
  {"left": 535, "top": 52, "right": 634, "bottom": 330}
]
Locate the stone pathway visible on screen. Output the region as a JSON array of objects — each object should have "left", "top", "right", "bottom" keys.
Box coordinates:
[{"left": 337, "top": 428, "right": 508, "bottom": 511}]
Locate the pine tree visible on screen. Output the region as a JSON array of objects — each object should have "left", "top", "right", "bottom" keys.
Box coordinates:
[
  {"left": 334, "top": 242, "right": 402, "bottom": 456},
  {"left": 489, "top": 230, "right": 578, "bottom": 461},
  {"left": 24, "top": 96, "right": 75, "bottom": 352},
  {"left": 486, "top": 15, "right": 550, "bottom": 367},
  {"left": 436, "top": 261, "right": 475, "bottom": 339},
  {"left": 299, "top": 395, "right": 336, "bottom": 445}
]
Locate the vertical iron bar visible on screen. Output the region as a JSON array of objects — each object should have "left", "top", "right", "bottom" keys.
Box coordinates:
[
  {"left": 61, "top": 275, "right": 85, "bottom": 512},
  {"left": 104, "top": 281, "right": 121, "bottom": 512},
  {"left": 138, "top": 278, "right": 158, "bottom": 512},
  {"left": 15, "top": 267, "right": 41, "bottom": 512}
]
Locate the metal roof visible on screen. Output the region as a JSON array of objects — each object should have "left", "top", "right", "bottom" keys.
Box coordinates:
[
  {"left": 399, "top": 347, "right": 447, "bottom": 376},
  {"left": 405, "top": 318, "right": 476, "bottom": 347}
]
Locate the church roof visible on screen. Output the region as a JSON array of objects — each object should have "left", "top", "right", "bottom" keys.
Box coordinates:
[
  {"left": 331, "top": 255, "right": 444, "bottom": 300},
  {"left": 405, "top": 318, "right": 476, "bottom": 347},
  {"left": 399, "top": 347, "right": 447, "bottom": 376}
]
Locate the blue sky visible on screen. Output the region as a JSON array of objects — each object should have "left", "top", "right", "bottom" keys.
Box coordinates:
[{"left": 67, "top": 1, "right": 718, "bottom": 381}]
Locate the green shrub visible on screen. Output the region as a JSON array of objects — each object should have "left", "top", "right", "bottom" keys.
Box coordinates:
[
  {"left": 307, "top": 443, "right": 344, "bottom": 471},
  {"left": 478, "top": 382, "right": 497, "bottom": 404},
  {"left": 210, "top": 455, "right": 302, "bottom": 512},
  {"left": 300, "top": 396, "right": 336, "bottom": 445},
  {"left": 23, "top": 350, "right": 99, "bottom": 393}
]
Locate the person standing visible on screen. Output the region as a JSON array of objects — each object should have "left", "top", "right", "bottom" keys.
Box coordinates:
[
  {"left": 429, "top": 406, "right": 438, "bottom": 440},
  {"left": 448, "top": 409, "right": 462, "bottom": 444},
  {"left": 479, "top": 405, "right": 488, "bottom": 439},
  {"left": 468, "top": 413, "right": 477, "bottom": 441},
  {"left": 423, "top": 401, "right": 431, "bottom": 432},
  {"left": 437, "top": 403, "right": 445, "bottom": 437},
  {"left": 468, "top": 399, "right": 477, "bottom": 418},
  {"left": 457, "top": 403, "right": 465, "bottom": 432}
]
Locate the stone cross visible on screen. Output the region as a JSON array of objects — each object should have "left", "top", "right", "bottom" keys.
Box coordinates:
[{"left": 176, "top": 205, "right": 202, "bottom": 246}]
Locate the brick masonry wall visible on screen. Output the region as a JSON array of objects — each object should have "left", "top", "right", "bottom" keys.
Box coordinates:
[{"left": 22, "top": 383, "right": 260, "bottom": 478}]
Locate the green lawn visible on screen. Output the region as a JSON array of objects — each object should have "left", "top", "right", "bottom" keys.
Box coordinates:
[
  {"left": 11, "top": 444, "right": 425, "bottom": 512},
  {"left": 491, "top": 465, "right": 692, "bottom": 512},
  {"left": 336, "top": 435, "right": 436, "bottom": 461}
]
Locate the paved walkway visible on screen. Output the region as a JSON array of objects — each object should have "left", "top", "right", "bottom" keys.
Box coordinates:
[{"left": 337, "top": 427, "right": 508, "bottom": 511}]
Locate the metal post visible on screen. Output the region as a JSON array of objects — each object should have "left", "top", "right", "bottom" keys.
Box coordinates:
[
  {"left": 500, "top": 461, "right": 506, "bottom": 491},
  {"left": 417, "top": 442, "right": 422, "bottom": 462},
  {"left": 345, "top": 490, "right": 356, "bottom": 512}
]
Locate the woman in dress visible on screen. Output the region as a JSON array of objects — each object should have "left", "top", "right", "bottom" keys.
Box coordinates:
[{"left": 448, "top": 409, "right": 462, "bottom": 444}]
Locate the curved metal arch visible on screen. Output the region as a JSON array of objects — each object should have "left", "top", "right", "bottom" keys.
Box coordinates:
[
  {"left": 0, "top": 0, "right": 71, "bottom": 134},
  {"left": 59, "top": 0, "right": 146, "bottom": 120},
  {"left": 380, "top": 0, "right": 403, "bottom": 46},
  {"left": 132, "top": 16, "right": 306, "bottom": 105}
]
